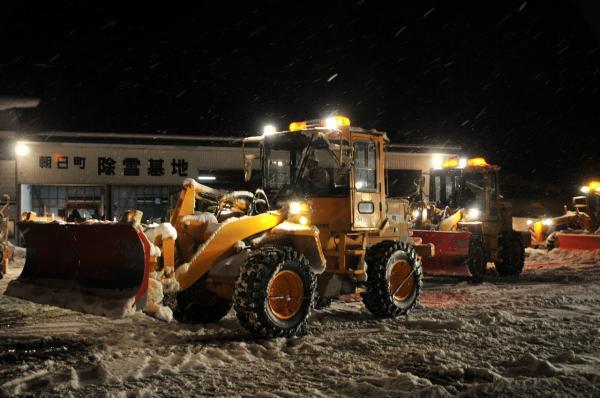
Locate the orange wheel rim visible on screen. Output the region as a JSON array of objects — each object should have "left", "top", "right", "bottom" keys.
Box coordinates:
[
  {"left": 267, "top": 270, "right": 304, "bottom": 320},
  {"left": 389, "top": 260, "right": 414, "bottom": 301}
]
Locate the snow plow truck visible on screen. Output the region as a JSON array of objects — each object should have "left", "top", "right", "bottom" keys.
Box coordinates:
[{"left": 8, "top": 116, "right": 433, "bottom": 337}]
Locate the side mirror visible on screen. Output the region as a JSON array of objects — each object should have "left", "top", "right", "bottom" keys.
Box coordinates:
[{"left": 243, "top": 154, "right": 256, "bottom": 182}]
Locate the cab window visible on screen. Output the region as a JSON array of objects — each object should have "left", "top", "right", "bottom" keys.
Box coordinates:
[{"left": 354, "top": 141, "right": 377, "bottom": 192}]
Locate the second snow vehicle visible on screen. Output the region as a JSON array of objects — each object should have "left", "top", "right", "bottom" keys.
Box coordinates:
[
  {"left": 10, "top": 116, "right": 431, "bottom": 337},
  {"left": 410, "top": 156, "right": 526, "bottom": 280},
  {"left": 532, "top": 180, "right": 600, "bottom": 250}
]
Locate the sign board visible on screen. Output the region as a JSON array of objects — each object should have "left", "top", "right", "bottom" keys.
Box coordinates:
[{"left": 16, "top": 142, "right": 259, "bottom": 186}]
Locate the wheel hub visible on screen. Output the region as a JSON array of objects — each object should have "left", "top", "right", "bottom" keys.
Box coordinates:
[
  {"left": 389, "top": 260, "right": 414, "bottom": 302},
  {"left": 267, "top": 270, "right": 304, "bottom": 320}
]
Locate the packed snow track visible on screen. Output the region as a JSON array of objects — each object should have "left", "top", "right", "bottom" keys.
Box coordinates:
[{"left": 1, "top": 248, "right": 600, "bottom": 397}]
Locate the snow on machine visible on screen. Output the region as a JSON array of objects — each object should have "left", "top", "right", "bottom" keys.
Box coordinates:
[{"left": 7, "top": 116, "right": 433, "bottom": 337}]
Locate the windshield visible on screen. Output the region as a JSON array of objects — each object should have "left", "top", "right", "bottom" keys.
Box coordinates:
[
  {"left": 430, "top": 170, "right": 486, "bottom": 210},
  {"left": 262, "top": 132, "right": 350, "bottom": 200}
]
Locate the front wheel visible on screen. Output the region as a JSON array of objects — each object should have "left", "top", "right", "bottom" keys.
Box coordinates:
[
  {"left": 234, "top": 246, "right": 316, "bottom": 337},
  {"left": 494, "top": 231, "right": 525, "bottom": 276},
  {"left": 362, "top": 241, "right": 422, "bottom": 318}
]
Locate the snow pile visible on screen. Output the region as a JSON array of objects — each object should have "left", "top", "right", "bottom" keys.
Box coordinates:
[
  {"left": 523, "top": 248, "right": 600, "bottom": 280},
  {"left": 526, "top": 247, "right": 600, "bottom": 265},
  {"left": 502, "top": 352, "right": 562, "bottom": 377},
  {"left": 5, "top": 280, "right": 138, "bottom": 318},
  {"left": 143, "top": 276, "right": 173, "bottom": 322},
  {"left": 142, "top": 270, "right": 180, "bottom": 323}
]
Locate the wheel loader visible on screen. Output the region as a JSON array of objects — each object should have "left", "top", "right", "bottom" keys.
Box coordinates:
[
  {"left": 8, "top": 115, "right": 432, "bottom": 337},
  {"left": 409, "top": 156, "right": 526, "bottom": 280},
  {"left": 533, "top": 180, "right": 600, "bottom": 250}
]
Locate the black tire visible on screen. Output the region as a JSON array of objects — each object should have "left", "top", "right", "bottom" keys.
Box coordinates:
[
  {"left": 362, "top": 241, "right": 422, "bottom": 318},
  {"left": 494, "top": 231, "right": 525, "bottom": 276},
  {"left": 234, "top": 246, "right": 316, "bottom": 337},
  {"left": 168, "top": 279, "right": 232, "bottom": 324},
  {"left": 468, "top": 238, "right": 487, "bottom": 282}
]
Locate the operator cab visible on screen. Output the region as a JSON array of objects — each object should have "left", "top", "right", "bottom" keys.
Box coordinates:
[
  {"left": 260, "top": 129, "right": 351, "bottom": 201},
  {"left": 243, "top": 115, "right": 389, "bottom": 232},
  {"left": 429, "top": 157, "right": 500, "bottom": 220}
]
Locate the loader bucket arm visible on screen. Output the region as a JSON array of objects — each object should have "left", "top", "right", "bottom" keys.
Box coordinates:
[{"left": 176, "top": 212, "right": 285, "bottom": 290}]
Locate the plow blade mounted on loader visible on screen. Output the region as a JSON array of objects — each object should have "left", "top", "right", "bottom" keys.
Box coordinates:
[
  {"left": 6, "top": 222, "right": 151, "bottom": 317},
  {"left": 412, "top": 230, "right": 472, "bottom": 276}
]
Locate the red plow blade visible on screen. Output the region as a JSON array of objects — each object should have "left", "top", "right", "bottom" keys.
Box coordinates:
[
  {"left": 6, "top": 222, "right": 151, "bottom": 317},
  {"left": 412, "top": 230, "right": 472, "bottom": 276}
]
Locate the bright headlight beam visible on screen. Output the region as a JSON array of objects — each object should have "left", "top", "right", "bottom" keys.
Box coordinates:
[
  {"left": 467, "top": 208, "right": 480, "bottom": 219},
  {"left": 289, "top": 201, "right": 302, "bottom": 215},
  {"left": 263, "top": 125, "right": 276, "bottom": 136}
]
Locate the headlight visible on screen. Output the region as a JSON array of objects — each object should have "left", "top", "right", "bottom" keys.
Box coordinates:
[
  {"left": 289, "top": 201, "right": 303, "bottom": 215},
  {"left": 467, "top": 208, "right": 481, "bottom": 219},
  {"left": 542, "top": 218, "right": 553, "bottom": 226},
  {"left": 287, "top": 201, "right": 310, "bottom": 225}
]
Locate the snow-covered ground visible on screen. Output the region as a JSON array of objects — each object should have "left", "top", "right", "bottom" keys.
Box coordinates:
[{"left": 1, "top": 248, "right": 600, "bottom": 397}]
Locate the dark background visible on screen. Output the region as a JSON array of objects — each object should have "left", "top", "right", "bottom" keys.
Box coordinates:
[{"left": 1, "top": 1, "right": 598, "bottom": 188}]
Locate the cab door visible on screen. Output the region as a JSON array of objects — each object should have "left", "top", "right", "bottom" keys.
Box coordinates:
[{"left": 351, "top": 138, "right": 383, "bottom": 230}]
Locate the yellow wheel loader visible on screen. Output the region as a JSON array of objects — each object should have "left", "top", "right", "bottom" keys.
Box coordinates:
[
  {"left": 410, "top": 157, "right": 526, "bottom": 279},
  {"left": 9, "top": 116, "right": 432, "bottom": 337}
]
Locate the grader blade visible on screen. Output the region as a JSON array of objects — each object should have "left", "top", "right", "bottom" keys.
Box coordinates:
[
  {"left": 554, "top": 232, "right": 600, "bottom": 251},
  {"left": 6, "top": 222, "right": 151, "bottom": 316}
]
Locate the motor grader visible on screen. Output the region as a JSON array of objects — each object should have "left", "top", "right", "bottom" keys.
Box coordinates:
[
  {"left": 9, "top": 116, "right": 431, "bottom": 337},
  {"left": 409, "top": 156, "right": 526, "bottom": 280},
  {"left": 532, "top": 180, "right": 600, "bottom": 250}
]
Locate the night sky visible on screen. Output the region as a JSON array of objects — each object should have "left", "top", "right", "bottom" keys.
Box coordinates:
[{"left": 1, "top": 1, "right": 599, "bottom": 184}]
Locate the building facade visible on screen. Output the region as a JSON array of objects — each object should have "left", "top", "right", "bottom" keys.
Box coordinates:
[{"left": 3, "top": 132, "right": 458, "bottom": 236}]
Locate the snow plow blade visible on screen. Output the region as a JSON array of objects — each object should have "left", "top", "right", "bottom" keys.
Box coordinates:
[
  {"left": 554, "top": 232, "right": 600, "bottom": 251},
  {"left": 412, "top": 230, "right": 471, "bottom": 276},
  {"left": 6, "top": 222, "right": 151, "bottom": 317}
]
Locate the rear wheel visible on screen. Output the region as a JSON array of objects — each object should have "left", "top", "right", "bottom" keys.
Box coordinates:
[
  {"left": 362, "top": 241, "right": 422, "bottom": 317},
  {"left": 468, "top": 238, "right": 487, "bottom": 282},
  {"left": 234, "top": 246, "right": 316, "bottom": 337},
  {"left": 494, "top": 231, "right": 525, "bottom": 276},
  {"left": 170, "top": 280, "right": 232, "bottom": 324}
]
